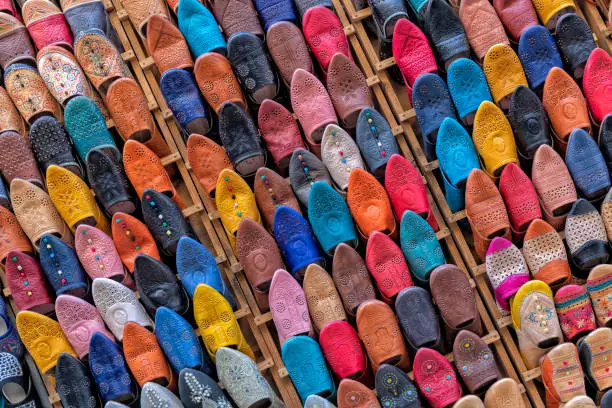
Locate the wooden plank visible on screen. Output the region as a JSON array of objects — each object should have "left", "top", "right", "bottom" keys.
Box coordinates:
[{"left": 580, "top": 0, "right": 612, "bottom": 54}]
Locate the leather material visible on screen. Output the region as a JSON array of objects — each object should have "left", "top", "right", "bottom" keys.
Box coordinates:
[
  {"left": 531, "top": 0, "right": 575, "bottom": 26},
  {"left": 337, "top": 379, "right": 381, "bottom": 408},
  {"left": 4, "top": 63, "right": 61, "bottom": 124},
  {"left": 178, "top": 0, "right": 226, "bottom": 57},
  {"left": 39, "top": 233, "right": 88, "bottom": 297},
  {"left": 16, "top": 310, "right": 76, "bottom": 373},
  {"left": 176, "top": 236, "right": 236, "bottom": 307},
  {"left": 555, "top": 14, "right": 597, "bottom": 77},
  {"left": 258, "top": 99, "right": 304, "bottom": 171},
  {"left": 121, "top": 0, "right": 167, "bottom": 38},
  {"left": 22, "top": 0, "right": 73, "bottom": 50},
  {"left": 483, "top": 44, "right": 527, "bottom": 105},
  {"left": 11, "top": 179, "right": 72, "bottom": 249},
  {"left": 554, "top": 284, "right": 596, "bottom": 341},
  {"left": 368, "top": 0, "right": 407, "bottom": 40},
  {"left": 413, "top": 348, "right": 462, "bottom": 408},
  {"left": 187, "top": 134, "right": 233, "bottom": 195},
  {"left": 332, "top": 242, "right": 376, "bottom": 317},
  {"left": 319, "top": 320, "right": 367, "bottom": 381},
  {"left": 531, "top": 145, "right": 577, "bottom": 230},
  {"left": 567, "top": 128, "right": 610, "bottom": 200},
  {"left": 453, "top": 330, "right": 500, "bottom": 393},
  {"left": 302, "top": 6, "right": 350, "bottom": 73},
  {"left": 146, "top": 15, "right": 193, "bottom": 75},
  {"left": 499, "top": 163, "right": 541, "bottom": 237},
  {"left": 322, "top": 125, "right": 365, "bottom": 191},
  {"left": 543, "top": 67, "right": 590, "bottom": 143},
  {"left": 602, "top": 187, "right": 612, "bottom": 243},
  {"left": 5, "top": 250, "right": 54, "bottom": 314},
  {"left": 88, "top": 332, "right": 137, "bottom": 403},
  {"left": 141, "top": 382, "right": 183, "bottom": 408},
  {"left": 355, "top": 108, "right": 399, "bottom": 177},
  {"left": 141, "top": 188, "right": 193, "bottom": 256},
  {"left": 156, "top": 308, "right": 208, "bottom": 374},
  {"left": 254, "top": 167, "right": 300, "bottom": 228},
  {"left": 454, "top": 396, "right": 485, "bottom": 408},
  {"left": 0, "top": 86, "right": 25, "bottom": 136},
  {"left": 92, "top": 277, "right": 153, "bottom": 341},
  {"left": 252, "top": 0, "right": 295, "bottom": 31},
  {"left": 447, "top": 58, "right": 493, "bottom": 121},
  {"left": 430, "top": 264, "right": 482, "bottom": 335},
  {"left": 218, "top": 102, "right": 265, "bottom": 176},
  {"left": 492, "top": 0, "right": 538, "bottom": 40},
  {"left": 0, "top": 307, "right": 24, "bottom": 363},
  {"left": 578, "top": 328, "right": 612, "bottom": 392},
  {"left": 305, "top": 395, "right": 336, "bottom": 408},
  {"left": 211, "top": 0, "right": 262, "bottom": 38},
  {"left": 63, "top": 0, "right": 120, "bottom": 47},
  {"left": 64, "top": 95, "right": 117, "bottom": 162},
  {"left": 413, "top": 73, "right": 457, "bottom": 160},
  {"left": 55, "top": 353, "right": 99, "bottom": 408},
  {"left": 400, "top": 210, "right": 445, "bottom": 284},
  {"left": 56, "top": 294, "right": 114, "bottom": 359},
  {"left": 111, "top": 212, "right": 160, "bottom": 272},
  {"left": 484, "top": 379, "right": 524, "bottom": 408},
  {"left": 282, "top": 336, "right": 334, "bottom": 403},
  {"left": 511, "top": 281, "right": 563, "bottom": 369},
  {"left": 587, "top": 265, "right": 612, "bottom": 327},
  {"left": 600, "top": 116, "right": 612, "bottom": 173},
  {"left": 304, "top": 264, "right": 347, "bottom": 331},
  {"left": 356, "top": 299, "right": 410, "bottom": 372},
  {"left": 327, "top": 53, "right": 372, "bottom": 129},
  {"left": 348, "top": 168, "right": 396, "bottom": 239},
  {"left": 227, "top": 32, "right": 278, "bottom": 104},
  {"left": 123, "top": 322, "right": 172, "bottom": 387},
  {"left": 290, "top": 69, "right": 338, "bottom": 152},
  {"left": 395, "top": 286, "right": 441, "bottom": 350},
  {"left": 0, "top": 131, "right": 43, "bottom": 188},
  {"left": 194, "top": 52, "right": 246, "bottom": 114},
  {"left": 294, "top": 0, "right": 331, "bottom": 17},
  {"left": 0, "top": 13, "right": 35, "bottom": 70},
  {"left": 385, "top": 154, "right": 438, "bottom": 230},
  {"left": 289, "top": 148, "right": 333, "bottom": 206},
  {"left": 269, "top": 269, "right": 312, "bottom": 345},
  {"left": 563, "top": 396, "right": 596, "bottom": 408},
  {"left": 266, "top": 21, "right": 313, "bottom": 86},
  {"left": 134, "top": 254, "right": 188, "bottom": 316},
  {"left": 565, "top": 199, "right": 609, "bottom": 275},
  {"left": 392, "top": 19, "right": 437, "bottom": 92},
  {"left": 518, "top": 25, "right": 563, "bottom": 89},
  {"left": 160, "top": 68, "right": 209, "bottom": 137},
  {"left": 36, "top": 45, "right": 91, "bottom": 106},
  {"left": 541, "top": 343, "right": 585, "bottom": 407},
  {"left": 123, "top": 140, "right": 177, "bottom": 203},
  {"left": 423, "top": 0, "right": 469, "bottom": 65},
  {"left": 486, "top": 237, "right": 531, "bottom": 311},
  {"left": 376, "top": 364, "right": 421, "bottom": 408},
  {"left": 106, "top": 78, "right": 170, "bottom": 158},
  {"left": 522, "top": 220, "right": 571, "bottom": 288},
  {"left": 365, "top": 231, "right": 413, "bottom": 302},
  {"left": 459, "top": 0, "right": 509, "bottom": 60},
  {"left": 0, "top": 207, "right": 32, "bottom": 264},
  {"left": 74, "top": 29, "right": 127, "bottom": 96},
  {"left": 583, "top": 48, "right": 612, "bottom": 125},
  {"left": 508, "top": 85, "right": 551, "bottom": 160},
  {"left": 465, "top": 168, "right": 511, "bottom": 260}
]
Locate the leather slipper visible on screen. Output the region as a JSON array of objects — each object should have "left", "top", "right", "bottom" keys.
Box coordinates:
[
  {"left": 22, "top": 0, "right": 73, "bottom": 50},
  {"left": 146, "top": 15, "right": 193, "bottom": 75},
  {"left": 179, "top": 369, "right": 231, "bottom": 408},
  {"left": 566, "top": 128, "right": 610, "bottom": 200},
  {"left": 266, "top": 21, "right": 313, "bottom": 86},
  {"left": 583, "top": 48, "right": 612, "bottom": 125},
  {"left": 134, "top": 254, "right": 188, "bottom": 316},
  {"left": 177, "top": 0, "right": 226, "bottom": 57},
  {"left": 141, "top": 382, "right": 182, "bottom": 408},
  {"left": 255, "top": 167, "right": 301, "bottom": 228},
  {"left": 289, "top": 148, "right": 333, "bottom": 207},
  {"left": 0, "top": 207, "right": 32, "bottom": 264},
  {"left": 554, "top": 284, "right": 595, "bottom": 341},
  {"left": 492, "top": 0, "right": 537, "bottom": 40},
  {"left": 541, "top": 343, "right": 585, "bottom": 407},
  {"left": 518, "top": 25, "right": 563, "bottom": 89},
  {"left": 186, "top": 134, "right": 233, "bottom": 195},
  {"left": 55, "top": 353, "right": 98, "bottom": 408},
  {"left": 508, "top": 85, "right": 551, "bottom": 160},
  {"left": 5, "top": 250, "right": 54, "bottom": 314},
  {"left": 258, "top": 99, "right": 304, "bottom": 173},
  {"left": 0, "top": 131, "right": 42, "bottom": 188},
  {"left": 75, "top": 224, "right": 124, "bottom": 283},
  {"left": 484, "top": 379, "right": 524, "bottom": 408},
  {"left": 453, "top": 330, "right": 500, "bottom": 393},
  {"left": 0, "top": 87, "right": 25, "bottom": 137},
  {"left": 555, "top": 14, "right": 597, "bottom": 80},
  {"left": 160, "top": 68, "right": 210, "bottom": 137},
  {"left": 0, "top": 13, "right": 35, "bottom": 70},
  {"left": 413, "top": 347, "right": 462, "bottom": 408},
  {"left": 483, "top": 44, "right": 527, "bottom": 108},
  {"left": 269, "top": 269, "right": 312, "bottom": 345},
  {"left": 423, "top": 0, "right": 469, "bottom": 68},
  {"left": 210, "top": 0, "right": 262, "bottom": 38},
  {"left": 369, "top": 0, "right": 408, "bottom": 43},
  {"left": 194, "top": 52, "right": 246, "bottom": 114},
  {"left": 356, "top": 107, "right": 399, "bottom": 178},
  {"left": 578, "top": 327, "right": 612, "bottom": 393},
  {"left": 121, "top": 0, "right": 167, "bottom": 38},
  {"left": 399, "top": 210, "right": 445, "bottom": 284},
  {"left": 486, "top": 237, "right": 531, "bottom": 311},
  {"left": 306, "top": 395, "right": 336, "bottom": 408},
  {"left": 459, "top": 0, "right": 509, "bottom": 61},
  {"left": 601, "top": 115, "right": 612, "bottom": 176},
  {"left": 522, "top": 220, "right": 571, "bottom": 288},
  {"left": 447, "top": 58, "right": 492, "bottom": 126},
  {"left": 322, "top": 124, "right": 365, "bottom": 191},
  {"left": 348, "top": 168, "right": 396, "bottom": 239},
  {"left": 319, "top": 320, "right": 367, "bottom": 381},
  {"left": 252, "top": 0, "right": 296, "bottom": 31},
  {"left": 565, "top": 199, "right": 609, "bottom": 275},
  {"left": 332, "top": 242, "right": 376, "bottom": 317},
  {"left": 499, "top": 163, "right": 541, "bottom": 238},
  {"left": 392, "top": 18, "right": 437, "bottom": 94},
  {"left": 304, "top": 264, "right": 347, "bottom": 331},
  {"left": 365, "top": 231, "right": 413, "bottom": 302},
  {"left": 123, "top": 322, "right": 172, "bottom": 388},
  {"left": 39, "top": 233, "right": 88, "bottom": 297},
  {"left": 0, "top": 297, "right": 24, "bottom": 361},
  {"left": 337, "top": 379, "right": 380, "bottom": 408},
  {"left": 376, "top": 364, "right": 420, "bottom": 407},
  {"left": 454, "top": 396, "right": 485, "bottom": 408},
  {"left": 302, "top": 6, "right": 350, "bottom": 73},
  {"left": 62, "top": 0, "right": 121, "bottom": 48},
  {"left": 395, "top": 286, "right": 441, "bottom": 350},
  {"left": 531, "top": 0, "right": 575, "bottom": 28},
  {"left": 587, "top": 265, "right": 612, "bottom": 327},
  {"left": 112, "top": 212, "right": 160, "bottom": 272},
  {"left": 294, "top": 0, "right": 331, "bottom": 16}
]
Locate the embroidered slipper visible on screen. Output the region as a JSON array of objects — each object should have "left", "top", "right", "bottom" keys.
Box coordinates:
[
  {"left": 76, "top": 224, "right": 123, "bottom": 283},
  {"left": 518, "top": 25, "right": 563, "bottom": 89},
  {"left": 252, "top": 0, "right": 295, "bottom": 31},
  {"left": 62, "top": 0, "right": 121, "bottom": 48},
  {"left": 332, "top": 243, "right": 376, "bottom": 317},
  {"left": 554, "top": 284, "right": 595, "bottom": 341},
  {"left": 218, "top": 102, "right": 265, "bottom": 176},
  {"left": 365, "top": 231, "right": 413, "bottom": 302},
  {"left": 531, "top": 0, "right": 574, "bottom": 28},
  {"left": 555, "top": 14, "right": 597, "bottom": 80},
  {"left": 186, "top": 134, "right": 233, "bottom": 196},
  {"left": 565, "top": 199, "right": 610, "bottom": 275},
  {"left": 601, "top": 115, "right": 612, "bottom": 176},
  {"left": 177, "top": 0, "right": 225, "bottom": 57},
  {"left": 210, "top": 0, "right": 261, "bottom": 38},
  {"left": 430, "top": 264, "right": 482, "bottom": 335},
  {"left": 123, "top": 322, "right": 172, "bottom": 388},
  {"left": 508, "top": 85, "right": 551, "bottom": 160},
  {"left": 160, "top": 68, "right": 210, "bottom": 137},
  {"left": 348, "top": 168, "right": 396, "bottom": 239},
  {"left": 322, "top": 125, "right": 364, "bottom": 192},
  {"left": 194, "top": 52, "right": 246, "bottom": 114},
  {"left": 587, "top": 265, "right": 612, "bottom": 327},
  {"left": 423, "top": 0, "right": 469, "bottom": 68},
  {"left": 155, "top": 308, "right": 207, "bottom": 375},
  {"left": 112, "top": 212, "right": 160, "bottom": 272},
  {"left": 413, "top": 348, "right": 462, "bottom": 408},
  {"left": 459, "top": 0, "right": 509, "bottom": 61},
  {"left": 302, "top": 6, "right": 350, "bottom": 73},
  {"left": 578, "top": 327, "right": 612, "bottom": 393},
  {"left": 0, "top": 132, "right": 42, "bottom": 190},
  {"left": 290, "top": 69, "right": 338, "bottom": 154},
  {"left": 304, "top": 264, "right": 347, "bottom": 331},
  {"left": 541, "top": 343, "right": 586, "bottom": 408},
  {"left": 337, "top": 379, "right": 380, "bottom": 408},
  {"left": 0, "top": 14, "right": 35, "bottom": 70},
  {"left": 269, "top": 269, "right": 312, "bottom": 345},
  {"left": 88, "top": 332, "right": 137, "bottom": 404},
  {"left": 511, "top": 280, "right": 563, "bottom": 369},
  {"left": 375, "top": 364, "right": 420, "bottom": 407},
  {"left": 38, "top": 233, "right": 87, "bottom": 297},
  {"left": 36, "top": 45, "right": 91, "bottom": 107},
  {"left": 4, "top": 64, "right": 61, "bottom": 124},
  {"left": 355, "top": 108, "right": 399, "bottom": 178},
  {"left": 121, "top": 0, "right": 167, "bottom": 38},
  {"left": 492, "top": 0, "right": 538, "bottom": 40},
  {"left": 0, "top": 87, "right": 25, "bottom": 137},
  {"left": 356, "top": 299, "right": 410, "bottom": 372},
  {"left": 484, "top": 379, "right": 524, "bottom": 408},
  {"left": 176, "top": 236, "right": 236, "bottom": 307},
  {"left": 5, "top": 251, "right": 54, "bottom": 314},
  {"left": 465, "top": 168, "right": 511, "bottom": 260},
  {"left": 134, "top": 254, "right": 188, "bottom": 316},
  {"left": 16, "top": 311, "right": 76, "bottom": 373},
  {"left": 392, "top": 19, "right": 437, "bottom": 94},
  {"left": 56, "top": 294, "right": 114, "bottom": 359},
  {"left": 179, "top": 369, "right": 231, "bottom": 408},
  {"left": 567, "top": 128, "right": 610, "bottom": 200},
  {"left": 22, "top": 0, "right": 73, "bottom": 50},
  {"left": 395, "top": 286, "right": 441, "bottom": 350},
  {"left": 146, "top": 15, "right": 193, "bottom": 75},
  {"left": 483, "top": 44, "right": 527, "bottom": 109},
  {"left": 55, "top": 353, "right": 98, "bottom": 408},
  {"left": 453, "top": 330, "right": 500, "bottom": 393},
  {"left": 266, "top": 21, "right": 313, "bottom": 86},
  {"left": 435, "top": 118, "right": 480, "bottom": 213},
  {"left": 92, "top": 277, "right": 153, "bottom": 341},
  {"left": 447, "top": 58, "right": 492, "bottom": 126},
  {"left": 258, "top": 99, "right": 304, "bottom": 173},
  {"left": 141, "top": 382, "right": 182, "bottom": 408},
  {"left": 289, "top": 148, "right": 333, "bottom": 207},
  {"left": 255, "top": 167, "right": 300, "bottom": 228},
  {"left": 485, "top": 237, "right": 531, "bottom": 311},
  {"left": 499, "top": 163, "right": 541, "bottom": 238},
  {"left": 0, "top": 297, "right": 25, "bottom": 359},
  {"left": 400, "top": 210, "right": 445, "bottom": 285},
  {"left": 0, "top": 208, "right": 31, "bottom": 264},
  {"left": 522, "top": 220, "right": 571, "bottom": 288},
  {"left": 320, "top": 320, "right": 366, "bottom": 381},
  {"left": 584, "top": 48, "right": 612, "bottom": 125}
]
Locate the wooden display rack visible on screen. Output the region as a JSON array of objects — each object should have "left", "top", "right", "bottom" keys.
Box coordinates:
[{"left": 580, "top": 0, "right": 612, "bottom": 54}]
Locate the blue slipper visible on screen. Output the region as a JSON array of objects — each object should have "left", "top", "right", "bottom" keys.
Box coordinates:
[
  {"left": 38, "top": 234, "right": 87, "bottom": 298},
  {"left": 508, "top": 85, "right": 551, "bottom": 160},
  {"left": 0, "top": 179, "right": 8, "bottom": 211},
  {"left": 63, "top": 0, "right": 121, "bottom": 49},
  {"left": 412, "top": 73, "right": 457, "bottom": 160},
  {"left": 160, "top": 68, "right": 210, "bottom": 138},
  {"left": 308, "top": 181, "right": 357, "bottom": 254},
  {"left": 134, "top": 254, "right": 189, "bottom": 316},
  {"left": 423, "top": 0, "right": 469, "bottom": 67},
  {"left": 447, "top": 58, "right": 492, "bottom": 124},
  {"left": 555, "top": 14, "right": 597, "bottom": 79},
  {"left": 376, "top": 364, "right": 421, "bottom": 408},
  {"left": 599, "top": 115, "right": 612, "bottom": 171},
  {"left": 435, "top": 118, "right": 480, "bottom": 212},
  {"left": 178, "top": 0, "right": 226, "bottom": 57},
  {"left": 566, "top": 128, "right": 611, "bottom": 200},
  {"left": 89, "top": 332, "right": 136, "bottom": 404},
  {"left": 355, "top": 108, "right": 399, "bottom": 178},
  {"left": 399, "top": 210, "right": 446, "bottom": 284},
  {"left": 281, "top": 336, "right": 335, "bottom": 403},
  {"left": 274, "top": 206, "right": 324, "bottom": 280},
  {"left": 0, "top": 298, "right": 24, "bottom": 360},
  {"left": 252, "top": 0, "right": 296, "bottom": 30},
  {"left": 176, "top": 236, "right": 236, "bottom": 309},
  {"left": 179, "top": 368, "right": 229, "bottom": 408},
  {"left": 518, "top": 25, "right": 563, "bottom": 89},
  {"left": 30, "top": 116, "right": 82, "bottom": 179},
  {"left": 395, "top": 286, "right": 441, "bottom": 350}
]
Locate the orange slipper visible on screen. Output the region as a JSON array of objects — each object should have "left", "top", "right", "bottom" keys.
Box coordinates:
[{"left": 122, "top": 322, "right": 173, "bottom": 389}]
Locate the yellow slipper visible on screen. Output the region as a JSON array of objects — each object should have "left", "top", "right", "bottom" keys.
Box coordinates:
[{"left": 483, "top": 44, "right": 528, "bottom": 106}]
